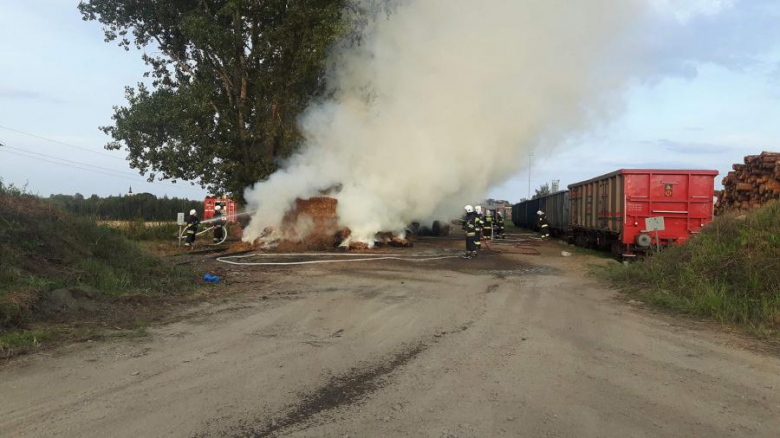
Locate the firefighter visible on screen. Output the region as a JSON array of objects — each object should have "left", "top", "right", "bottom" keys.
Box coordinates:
[
  {"left": 484, "top": 209, "right": 494, "bottom": 240},
  {"left": 474, "top": 205, "right": 484, "bottom": 251},
  {"left": 461, "top": 205, "right": 478, "bottom": 258},
  {"left": 213, "top": 204, "right": 225, "bottom": 243},
  {"left": 495, "top": 210, "right": 506, "bottom": 239},
  {"left": 537, "top": 210, "right": 550, "bottom": 240},
  {"left": 184, "top": 209, "right": 200, "bottom": 246}
]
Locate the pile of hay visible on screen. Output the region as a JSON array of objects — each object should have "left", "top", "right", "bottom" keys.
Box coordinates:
[
  {"left": 251, "top": 197, "right": 411, "bottom": 251},
  {"left": 275, "top": 197, "right": 345, "bottom": 251}
]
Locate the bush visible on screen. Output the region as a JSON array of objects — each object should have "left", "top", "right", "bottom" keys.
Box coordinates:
[{"left": 596, "top": 202, "right": 780, "bottom": 334}]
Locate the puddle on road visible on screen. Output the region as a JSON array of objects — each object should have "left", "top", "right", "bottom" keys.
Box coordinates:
[
  {"left": 223, "top": 342, "right": 428, "bottom": 437},
  {"left": 477, "top": 267, "right": 554, "bottom": 276}
]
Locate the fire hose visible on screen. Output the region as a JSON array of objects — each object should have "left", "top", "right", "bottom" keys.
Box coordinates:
[
  {"left": 179, "top": 223, "right": 228, "bottom": 245},
  {"left": 216, "top": 252, "right": 461, "bottom": 266}
]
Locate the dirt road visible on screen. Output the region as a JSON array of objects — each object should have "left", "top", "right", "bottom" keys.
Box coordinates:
[{"left": 2, "top": 237, "right": 779, "bottom": 437}]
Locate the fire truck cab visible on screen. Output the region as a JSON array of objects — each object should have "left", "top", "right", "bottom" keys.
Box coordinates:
[{"left": 204, "top": 197, "right": 238, "bottom": 222}]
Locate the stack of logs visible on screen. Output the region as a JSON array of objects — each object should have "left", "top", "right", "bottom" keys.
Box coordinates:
[{"left": 715, "top": 151, "right": 780, "bottom": 215}]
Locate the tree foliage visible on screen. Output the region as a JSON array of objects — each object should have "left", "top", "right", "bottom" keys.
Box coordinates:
[
  {"left": 79, "top": 0, "right": 354, "bottom": 202},
  {"left": 533, "top": 183, "right": 551, "bottom": 199},
  {"left": 47, "top": 193, "right": 201, "bottom": 221}
]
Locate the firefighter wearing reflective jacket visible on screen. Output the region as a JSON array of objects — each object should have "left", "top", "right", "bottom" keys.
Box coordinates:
[
  {"left": 495, "top": 211, "right": 506, "bottom": 239},
  {"left": 461, "top": 205, "right": 478, "bottom": 258},
  {"left": 484, "top": 209, "right": 494, "bottom": 240},
  {"left": 185, "top": 209, "right": 200, "bottom": 246},
  {"left": 213, "top": 205, "right": 225, "bottom": 243},
  {"left": 537, "top": 210, "right": 550, "bottom": 240},
  {"left": 474, "top": 205, "right": 484, "bottom": 251}
]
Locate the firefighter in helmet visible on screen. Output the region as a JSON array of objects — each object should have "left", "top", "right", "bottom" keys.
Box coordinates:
[
  {"left": 537, "top": 210, "right": 550, "bottom": 240},
  {"left": 474, "top": 205, "right": 484, "bottom": 251},
  {"left": 185, "top": 209, "right": 200, "bottom": 246},
  {"left": 495, "top": 210, "right": 506, "bottom": 239},
  {"left": 213, "top": 204, "right": 226, "bottom": 243},
  {"left": 484, "top": 209, "right": 494, "bottom": 240},
  {"left": 461, "top": 205, "right": 478, "bottom": 259}
]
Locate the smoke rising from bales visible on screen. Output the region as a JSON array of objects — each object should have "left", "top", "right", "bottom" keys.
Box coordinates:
[{"left": 244, "top": 0, "right": 648, "bottom": 244}]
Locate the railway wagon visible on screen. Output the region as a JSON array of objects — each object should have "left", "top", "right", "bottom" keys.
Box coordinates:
[
  {"left": 568, "top": 169, "right": 718, "bottom": 256},
  {"left": 511, "top": 190, "right": 569, "bottom": 235}
]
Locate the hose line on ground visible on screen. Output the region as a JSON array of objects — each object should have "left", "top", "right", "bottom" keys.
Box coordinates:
[{"left": 216, "top": 252, "right": 462, "bottom": 266}]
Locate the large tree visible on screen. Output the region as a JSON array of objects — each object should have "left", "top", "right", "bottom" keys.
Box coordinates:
[{"left": 79, "top": 0, "right": 353, "bottom": 201}]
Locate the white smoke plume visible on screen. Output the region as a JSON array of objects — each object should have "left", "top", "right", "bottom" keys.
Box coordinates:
[{"left": 243, "top": 0, "right": 652, "bottom": 244}]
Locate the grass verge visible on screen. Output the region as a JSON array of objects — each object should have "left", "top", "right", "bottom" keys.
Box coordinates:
[
  {"left": 0, "top": 330, "right": 53, "bottom": 357},
  {"left": 594, "top": 202, "right": 780, "bottom": 336}
]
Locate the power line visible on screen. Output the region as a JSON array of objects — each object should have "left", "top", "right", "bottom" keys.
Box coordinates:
[
  {"left": 0, "top": 148, "right": 204, "bottom": 192},
  {"left": 2, "top": 144, "right": 139, "bottom": 178},
  {"left": 0, "top": 124, "right": 124, "bottom": 160},
  {"left": 1, "top": 147, "right": 144, "bottom": 180}
]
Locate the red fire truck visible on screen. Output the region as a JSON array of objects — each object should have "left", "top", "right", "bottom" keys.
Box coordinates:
[{"left": 204, "top": 197, "right": 238, "bottom": 222}]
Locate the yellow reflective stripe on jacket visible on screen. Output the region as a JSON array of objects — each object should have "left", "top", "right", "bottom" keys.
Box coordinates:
[{"left": 466, "top": 232, "right": 475, "bottom": 237}]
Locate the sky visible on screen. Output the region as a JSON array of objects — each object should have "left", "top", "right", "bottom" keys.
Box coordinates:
[{"left": 1, "top": 0, "right": 779, "bottom": 203}]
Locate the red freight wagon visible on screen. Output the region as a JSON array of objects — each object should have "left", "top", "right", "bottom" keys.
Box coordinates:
[
  {"left": 204, "top": 197, "right": 238, "bottom": 222},
  {"left": 568, "top": 169, "right": 718, "bottom": 256}
]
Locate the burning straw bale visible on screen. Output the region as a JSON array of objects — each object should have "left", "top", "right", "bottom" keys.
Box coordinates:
[
  {"left": 374, "top": 232, "right": 414, "bottom": 248},
  {"left": 275, "top": 197, "right": 342, "bottom": 251},
  {"left": 250, "top": 196, "right": 411, "bottom": 252}
]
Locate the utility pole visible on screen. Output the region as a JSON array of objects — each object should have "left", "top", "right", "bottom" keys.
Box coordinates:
[{"left": 527, "top": 153, "right": 533, "bottom": 199}]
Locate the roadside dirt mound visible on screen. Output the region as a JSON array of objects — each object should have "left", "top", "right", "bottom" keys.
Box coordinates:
[
  {"left": 0, "top": 190, "right": 194, "bottom": 329},
  {"left": 37, "top": 288, "right": 100, "bottom": 316}
]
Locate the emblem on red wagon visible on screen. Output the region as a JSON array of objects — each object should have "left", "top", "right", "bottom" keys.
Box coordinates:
[{"left": 664, "top": 184, "right": 673, "bottom": 197}]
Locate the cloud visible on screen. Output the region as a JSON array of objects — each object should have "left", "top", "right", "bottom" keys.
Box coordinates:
[
  {"left": 601, "top": 158, "right": 700, "bottom": 169},
  {"left": 639, "top": 0, "right": 780, "bottom": 81},
  {"left": 651, "top": 139, "right": 734, "bottom": 154},
  {"left": 651, "top": 0, "right": 737, "bottom": 23},
  {"left": 0, "top": 86, "right": 60, "bottom": 102}
]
